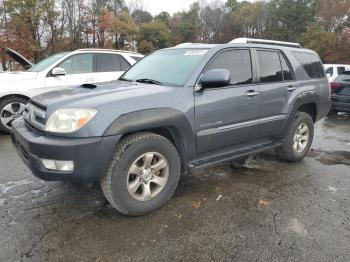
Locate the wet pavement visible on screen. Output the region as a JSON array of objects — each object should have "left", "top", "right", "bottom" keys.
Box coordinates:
[{"left": 0, "top": 112, "right": 350, "bottom": 262}]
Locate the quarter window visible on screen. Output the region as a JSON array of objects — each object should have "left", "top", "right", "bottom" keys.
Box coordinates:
[
  {"left": 96, "top": 54, "right": 129, "bottom": 72},
  {"left": 292, "top": 52, "right": 325, "bottom": 79},
  {"left": 205, "top": 49, "right": 253, "bottom": 86},
  {"left": 257, "top": 50, "right": 283, "bottom": 83},
  {"left": 58, "top": 54, "right": 93, "bottom": 75}
]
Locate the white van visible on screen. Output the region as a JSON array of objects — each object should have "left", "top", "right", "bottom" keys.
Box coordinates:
[{"left": 324, "top": 64, "right": 350, "bottom": 83}]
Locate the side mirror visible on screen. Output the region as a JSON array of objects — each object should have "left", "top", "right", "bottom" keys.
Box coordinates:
[
  {"left": 52, "top": 67, "right": 66, "bottom": 77},
  {"left": 200, "top": 69, "right": 231, "bottom": 89}
]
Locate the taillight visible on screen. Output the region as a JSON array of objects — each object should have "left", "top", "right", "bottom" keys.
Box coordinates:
[{"left": 330, "top": 83, "right": 344, "bottom": 89}]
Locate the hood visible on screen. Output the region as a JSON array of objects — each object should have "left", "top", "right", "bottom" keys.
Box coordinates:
[
  {"left": 0, "top": 71, "right": 38, "bottom": 83},
  {"left": 1, "top": 48, "right": 34, "bottom": 70}
]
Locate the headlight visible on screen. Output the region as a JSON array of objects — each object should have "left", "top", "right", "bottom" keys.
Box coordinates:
[{"left": 45, "top": 109, "right": 98, "bottom": 133}]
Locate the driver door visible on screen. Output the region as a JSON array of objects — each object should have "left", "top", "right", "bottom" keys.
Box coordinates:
[
  {"left": 195, "top": 49, "right": 262, "bottom": 154},
  {"left": 45, "top": 53, "right": 98, "bottom": 88}
]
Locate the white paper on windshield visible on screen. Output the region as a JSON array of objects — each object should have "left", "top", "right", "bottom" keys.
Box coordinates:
[{"left": 184, "top": 50, "right": 208, "bottom": 56}]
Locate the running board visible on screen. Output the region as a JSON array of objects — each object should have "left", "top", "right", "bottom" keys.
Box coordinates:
[{"left": 189, "top": 141, "right": 282, "bottom": 169}]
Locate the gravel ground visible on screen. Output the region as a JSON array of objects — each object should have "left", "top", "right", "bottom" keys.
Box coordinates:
[{"left": 0, "top": 111, "right": 349, "bottom": 262}]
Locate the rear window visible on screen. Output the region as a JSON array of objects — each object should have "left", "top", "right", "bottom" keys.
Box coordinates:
[
  {"left": 293, "top": 52, "right": 325, "bottom": 79},
  {"left": 335, "top": 72, "right": 350, "bottom": 82}
]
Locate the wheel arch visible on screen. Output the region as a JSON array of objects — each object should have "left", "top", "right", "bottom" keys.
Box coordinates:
[
  {"left": 0, "top": 94, "right": 30, "bottom": 103},
  {"left": 104, "top": 108, "right": 196, "bottom": 174}
]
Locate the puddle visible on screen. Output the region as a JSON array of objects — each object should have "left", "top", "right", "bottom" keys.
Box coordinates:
[{"left": 308, "top": 149, "right": 350, "bottom": 166}]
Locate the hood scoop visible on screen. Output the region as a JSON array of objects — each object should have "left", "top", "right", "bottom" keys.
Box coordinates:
[{"left": 81, "top": 83, "right": 97, "bottom": 89}]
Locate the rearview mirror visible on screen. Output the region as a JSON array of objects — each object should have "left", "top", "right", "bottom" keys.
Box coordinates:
[
  {"left": 52, "top": 67, "right": 66, "bottom": 77},
  {"left": 200, "top": 69, "right": 231, "bottom": 89}
]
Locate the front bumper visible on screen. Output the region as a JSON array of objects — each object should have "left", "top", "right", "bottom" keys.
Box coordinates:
[{"left": 11, "top": 118, "right": 121, "bottom": 183}]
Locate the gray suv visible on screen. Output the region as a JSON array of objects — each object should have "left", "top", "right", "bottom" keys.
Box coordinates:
[{"left": 11, "top": 39, "right": 331, "bottom": 216}]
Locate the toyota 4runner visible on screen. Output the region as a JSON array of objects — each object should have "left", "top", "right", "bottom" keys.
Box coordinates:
[{"left": 11, "top": 38, "right": 331, "bottom": 216}]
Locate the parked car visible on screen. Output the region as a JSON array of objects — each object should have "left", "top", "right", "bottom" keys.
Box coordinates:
[
  {"left": 330, "top": 71, "right": 350, "bottom": 112},
  {"left": 11, "top": 38, "right": 331, "bottom": 216},
  {"left": 1, "top": 48, "right": 34, "bottom": 72},
  {"left": 0, "top": 49, "right": 143, "bottom": 133},
  {"left": 324, "top": 64, "right": 350, "bottom": 83}
]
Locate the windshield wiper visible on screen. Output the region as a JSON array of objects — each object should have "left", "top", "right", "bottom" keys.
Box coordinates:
[
  {"left": 119, "top": 77, "right": 134, "bottom": 82},
  {"left": 136, "top": 79, "right": 163, "bottom": 85}
]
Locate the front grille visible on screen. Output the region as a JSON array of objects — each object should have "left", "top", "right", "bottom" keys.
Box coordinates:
[{"left": 23, "top": 101, "right": 47, "bottom": 131}]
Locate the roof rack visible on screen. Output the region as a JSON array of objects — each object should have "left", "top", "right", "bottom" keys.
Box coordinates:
[{"left": 229, "top": 38, "right": 302, "bottom": 48}]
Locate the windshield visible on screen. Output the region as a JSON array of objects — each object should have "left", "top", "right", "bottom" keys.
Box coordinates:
[
  {"left": 122, "top": 49, "right": 208, "bottom": 86},
  {"left": 27, "top": 53, "right": 68, "bottom": 72}
]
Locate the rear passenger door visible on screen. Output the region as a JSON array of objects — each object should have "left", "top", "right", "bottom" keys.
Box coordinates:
[
  {"left": 195, "top": 49, "right": 262, "bottom": 154},
  {"left": 96, "top": 54, "right": 131, "bottom": 83},
  {"left": 254, "top": 49, "right": 295, "bottom": 139}
]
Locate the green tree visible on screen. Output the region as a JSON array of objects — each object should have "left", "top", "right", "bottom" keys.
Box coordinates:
[
  {"left": 138, "top": 21, "right": 170, "bottom": 53},
  {"left": 131, "top": 9, "right": 152, "bottom": 25}
]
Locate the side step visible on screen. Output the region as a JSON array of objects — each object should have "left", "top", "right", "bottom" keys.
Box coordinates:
[{"left": 189, "top": 141, "right": 282, "bottom": 169}]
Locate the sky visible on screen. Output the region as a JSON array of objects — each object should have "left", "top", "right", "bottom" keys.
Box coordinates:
[{"left": 126, "top": 0, "right": 221, "bottom": 15}]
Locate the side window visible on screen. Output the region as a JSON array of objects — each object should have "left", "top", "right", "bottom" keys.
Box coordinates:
[
  {"left": 205, "top": 49, "right": 252, "bottom": 86},
  {"left": 280, "top": 54, "right": 294, "bottom": 81},
  {"left": 96, "top": 54, "right": 122, "bottom": 72},
  {"left": 292, "top": 52, "right": 325, "bottom": 79},
  {"left": 257, "top": 50, "right": 283, "bottom": 83},
  {"left": 337, "top": 67, "right": 345, "bottom": 75},
  {"left": 325, "top": 67, "right": 333, "bottom": 77},
  {"left": 58, "top": 54, "right": 93, "bottom": 75},
  {"left": 120, "top": 57, "right": 131, "bottom": 71}
]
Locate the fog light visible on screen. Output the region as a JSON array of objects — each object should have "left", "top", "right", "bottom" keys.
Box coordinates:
[{"left": 41, "top": 159, "right": 74, "bottom": 172}]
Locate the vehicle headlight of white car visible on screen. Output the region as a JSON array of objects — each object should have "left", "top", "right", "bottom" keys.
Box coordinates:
[{"left": 45, "top": 109, "right": 98, "bottom": 133}]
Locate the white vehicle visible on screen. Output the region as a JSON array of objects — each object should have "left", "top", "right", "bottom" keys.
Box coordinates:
[
  {"left": 0, "top": 49, "right": 143, "bottom": 133},
  {"left": 324, "top": 64, "right": 350, "bottom": 83}
]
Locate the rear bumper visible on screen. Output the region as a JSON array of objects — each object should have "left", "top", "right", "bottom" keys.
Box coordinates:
[
  {"left": 331, "top": 95, "right": 350, "bottom": 111},
  {"left": 11, "top": 118, "right": 121, "bottom": 183}
]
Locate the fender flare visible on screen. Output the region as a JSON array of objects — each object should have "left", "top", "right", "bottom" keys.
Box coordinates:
[
  {"left": 103, "top": 108, "right": 196, "bottom": 164},
  {"left": 278, "top": 90, "right": 317, "bottom": 139}
]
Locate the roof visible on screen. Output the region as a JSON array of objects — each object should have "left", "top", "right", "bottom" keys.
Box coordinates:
[{"left": 75, "top": 48, "right": 142, "bottom": 55}]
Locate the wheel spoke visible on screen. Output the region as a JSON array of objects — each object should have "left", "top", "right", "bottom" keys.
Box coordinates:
[
  {"left": 17, "top": 103, "right": 26, "bottom": 114},
  {"left": 141, "top": 183, "right": 152, "bottom": 200},
  {"left": 301, "top": 135, "right": 308, "bottom": 142},
  {"left": 0, "top": 116, "right": 13, "bottom": 126},
  {"left": 130, "top": 164, "right": 143, "bottom": 175},
  {"left": 152, "top": 175, "right": 166, "bottom": 187},
  {"left": 300, "top": 125, "right": 308, "bottom": 134},
  {"left": 143, "top": 153, "right": 154, "bottom": 167},
  {"left": 152, "top": 159, "right": 167, "bottom": 171},
  {"left": 2, "top": 103, "right": 15, "bottom": 115},
  {"left": 128, "top": 179, "right": 142, "bottom": 194}
]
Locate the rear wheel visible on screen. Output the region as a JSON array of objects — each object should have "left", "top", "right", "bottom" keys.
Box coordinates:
[
  {"left": 101, "top": 132, "right": 181, "bottom": 216},
  {"left": 0, "top": 97, "right": 28, "bottom": 133},
  {"left": 276, "top": 112, "right": 314, "bottom": 162}
]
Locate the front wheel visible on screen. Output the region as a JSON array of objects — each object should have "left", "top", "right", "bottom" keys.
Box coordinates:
[
  {"left": 101, "top": 132, "right": 181, "bottom": 216},
  {"left": 276, "top": 112, "right": 314, "bottom": 162},
  {"left": 0, "top": 97, "right": 28, "bottom": 133}
]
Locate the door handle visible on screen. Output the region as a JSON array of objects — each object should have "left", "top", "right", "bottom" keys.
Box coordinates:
[
  {"left": 287, "top": 85, "right": 296, "bottom": 92},
  {"left": 246, "top": 90, "right": 260, "bottom": 97}
]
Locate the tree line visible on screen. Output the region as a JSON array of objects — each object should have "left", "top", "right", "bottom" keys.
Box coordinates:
[{"left": 0, "top": 0, "right": 349, "bottom": 64}]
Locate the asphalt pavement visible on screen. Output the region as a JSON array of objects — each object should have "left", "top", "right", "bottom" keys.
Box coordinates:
[{"left": 0, "top": 112, "right": 349, "bottom": 262}]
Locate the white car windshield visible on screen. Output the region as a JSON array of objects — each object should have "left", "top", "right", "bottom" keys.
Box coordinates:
[{"left": 27, "top": 53, "right": 68, "bottom": 72}]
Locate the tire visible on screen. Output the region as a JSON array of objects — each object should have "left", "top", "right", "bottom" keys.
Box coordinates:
[
  {"left": 276, "top": 112, "right": 314, "bottom": 162},
  {"left": 0, "top": 96, "right": 28, "bottom": 134},
  {"left": 101, "top": 132, "right": 181, "bottom": 216}
]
